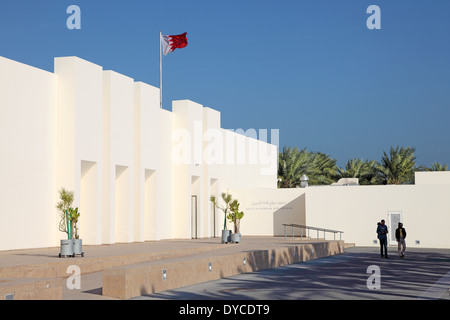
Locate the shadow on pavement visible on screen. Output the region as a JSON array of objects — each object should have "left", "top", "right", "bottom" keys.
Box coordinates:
[{"left": 136, "top": 247, "right": 450, "bottom": 300}]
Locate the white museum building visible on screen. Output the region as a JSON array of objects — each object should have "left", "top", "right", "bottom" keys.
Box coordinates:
[
  {"left": 1, "top": 55, "right": 449, "bottom": 252},
  {"left": 0, "top": 55, "right": 278, "bottom": 251}
]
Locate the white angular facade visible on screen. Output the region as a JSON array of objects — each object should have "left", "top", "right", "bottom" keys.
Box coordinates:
[{"left": 0, "top": 56, "right": 278, "bottom": 251}]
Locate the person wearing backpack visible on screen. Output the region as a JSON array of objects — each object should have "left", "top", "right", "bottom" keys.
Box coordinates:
[{"left": 376, "top": 220, "right": 389, "bottom": 258}]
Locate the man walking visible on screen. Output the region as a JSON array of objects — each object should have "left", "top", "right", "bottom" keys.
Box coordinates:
[
  {"left": 377, "top": 220, "right": 389, "bottom": 258},
  {"left": 396, "top": 222, "right": 407, "bottom": 258}
]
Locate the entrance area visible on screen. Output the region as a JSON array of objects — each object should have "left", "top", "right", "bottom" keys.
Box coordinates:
[
  {"left": 388, "top": 211, "right": 403, "bottom": 245},
  {"left": 115, "top": 165, "right": 130, "bottom": 243},
  {"left": 144, "top": 169, "right": 156, "bottom": 240},
  {"left": 80, "top": 160, "right": 98, "bottom": 243},
  {"left": 210, "top": 178, "right": 218, "bottom": 238},
  {"left": 191, "top": 176, "right": 200, "bottom": 239},
  {"left": 191, "top": 195, "right": 198, "bottom": 239}
]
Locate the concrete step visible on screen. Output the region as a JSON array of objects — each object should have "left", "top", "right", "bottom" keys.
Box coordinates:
[
  {"left": 0, "top": 242, "right": 225, "bottom": 279},
  {"left": 102, "top": 240, "right": 345, "bottom": 299},
  {"left": 0, "top": 237, "right": 346, "bottom": 300}
]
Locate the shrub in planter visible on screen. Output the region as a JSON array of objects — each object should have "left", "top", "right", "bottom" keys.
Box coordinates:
[
  {"left": 56, "top": 188, "right": 74, "bottom": 257},
  {"left": 56, "top": 188, "right": 84, "bottom": 257},
  {"left": 228, "top": 200, "right": 244, "bottom": 243},
  {"left": 69, "top": 207, "right": 84, "bottom": 257},
  {"left": 56, "top": 188, "right": 74, "bottom": 240},
  {"left": 210, "top": 193, "right": 233, "bottom": 243}
]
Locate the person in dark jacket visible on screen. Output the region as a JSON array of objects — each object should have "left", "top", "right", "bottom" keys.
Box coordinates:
[
  {"left": 395, "top": 222, "right": 407, "bottom": 258},
  {"left": 376, "top": 220, "right": 389, "bottom": 258}
]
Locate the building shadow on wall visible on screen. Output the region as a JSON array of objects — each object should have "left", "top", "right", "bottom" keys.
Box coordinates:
[{"left": 273, "top": 193, "right": 305, "bottom": 237}]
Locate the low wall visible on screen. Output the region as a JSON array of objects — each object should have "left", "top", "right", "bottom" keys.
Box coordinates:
[
  {"left": 103, "top": 241, "right": 344, "bottom": 299},
  {"left": 0, "top": 244, "right": 223, "bottom": 279},
  {"left": 305, "top": 184, "right": 450, "bottom": 248},
  {"left": 0, "top": 278, "right": 62, "bottom": 300}
]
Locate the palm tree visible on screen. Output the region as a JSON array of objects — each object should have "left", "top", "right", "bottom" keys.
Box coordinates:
[
  {"left": 277, "top": 147, "right": 310, "bottom": 188},
  {"left": 427, "top": 162, "right": 448, "bottom": 171},
  {"left": 380, "top": 146, "right": 416, "bottom": 185},
  {"left": 338, "top": 158, "right": 384, "bottom": 185},
  {"left": 278, "top": 147, "right": 339, "bottom": 187},
  {"left": 307, "top": 152, "right": 339, "bottom": 185}
]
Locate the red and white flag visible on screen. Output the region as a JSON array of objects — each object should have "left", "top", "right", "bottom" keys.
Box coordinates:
[{"left": 161, "top": 32, "right": 188, "bottom": 56}]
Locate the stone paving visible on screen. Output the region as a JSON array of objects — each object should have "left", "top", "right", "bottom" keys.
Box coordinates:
[{"left": 0, "top": 236, "right": 346, "bottom": 300}]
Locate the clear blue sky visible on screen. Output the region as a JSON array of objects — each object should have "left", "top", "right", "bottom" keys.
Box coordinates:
[{"left": 1, "top": 0, "right": 449, "bottom": 168}]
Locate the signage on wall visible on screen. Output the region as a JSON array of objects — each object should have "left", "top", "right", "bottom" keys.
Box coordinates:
[{"left": 245, "top": 201, "right": 292, "bottom": 213}]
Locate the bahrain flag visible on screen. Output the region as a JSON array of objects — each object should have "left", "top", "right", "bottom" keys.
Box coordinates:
[{"left": 161, "top": 32, "right": 188, "bottom": 56}]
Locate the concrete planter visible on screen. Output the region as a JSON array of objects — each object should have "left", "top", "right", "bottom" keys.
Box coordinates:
[
  {"left": 221, "top": 230, "right": 231, "bottom": 244},
  {"left": 59, "top": 239, "right": 74, "bottom": 258},
  {"left": 73, "top": 239, "right": 84, "bottom": 257},
  {"left": 231, "top": 233, "right": 241, "bottom": 243}
]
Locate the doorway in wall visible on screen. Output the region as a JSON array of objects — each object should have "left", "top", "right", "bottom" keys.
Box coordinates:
[
  {"left": 191, "top": 176, "right": 200, "bottom": 239},
  {"left": 115, "top": 165, "right": 130, "bottom": 243},
  {"left": 191, "top": 195, "right": 198, "bottom": 239},
  {"left": 144, "top": 169, "right": 156, "bottom": 241},
  {"left": 80, "top": 160, "right": 97, "bottom": 243},
  {"left": 210, "top": 178, "right": 218, "bottom": 238},
  {"left": 388, "top": 211, "right": 402, "bottom": 245}
]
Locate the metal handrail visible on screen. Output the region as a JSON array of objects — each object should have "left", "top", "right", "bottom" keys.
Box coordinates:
[{"left": 282, "top": 223, "right": 343, "bottom": 241}]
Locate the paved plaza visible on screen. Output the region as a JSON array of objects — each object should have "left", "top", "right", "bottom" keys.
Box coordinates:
[
  {"left": 0, "top": 237, "right": 343, "bottom": 300},
  {"left": 1, "top": 237, "right": 449, "bottom": 300},
  {"left": 134, "top": 246, "right": 450, "bottom": 300}
]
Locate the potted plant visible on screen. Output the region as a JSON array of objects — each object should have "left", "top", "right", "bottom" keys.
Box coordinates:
[
  {"left": 228, "top": 199, "right": 244, "bottom": 243},
  {"left": 210, "top": 192, "right": 233, "bottom": 244},
  {"left": 69, "top": 207, "right": 84, "bottom": 257},
  {"left": 56, "top": 187, "right": 74, "bottom": 257}
]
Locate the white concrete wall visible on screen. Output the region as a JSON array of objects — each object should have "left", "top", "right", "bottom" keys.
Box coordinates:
[
  {"left": 201, "top": 107, "right": 221, "bottom": 238},
  {"left": 103, "top": 70, "right": 135, "bottom": 244},
  {"left": 0, "top": 55, "right": 279, "bottom": 251},
  {"left": 172, "top": 100, "right": 204, "bottom": 239},
  {"left": 415, "top": 171, "right": 450, "bottom": 185},
  {"left": 55, "top": 56, "right": 104, "bottom": 246},
  {"left": 305, "top": 184, "right": 450, "bottom": 249},
  {"left": 230, "top": 180, "right": 450, "bottom": 249},
  {"left": 0, "top": 57, "right": 57, "bottom": 251},
  {"left": 220, "top": 129, "right": 277, "bottom": 190},
  {"left": 133, "top": 81, "right": 161, "bottom": 242},
  {"left": 157, "top": 109, "right": 175, "bottom": 240},
  {"left": 170, "top": 100, "right": 279, "bottom": 239},
  {"left": 229, "top": 188, "right": 306, "bottom": 236},
  {"left": 2, "top": 54, "right": 449, "bottom": 252}
]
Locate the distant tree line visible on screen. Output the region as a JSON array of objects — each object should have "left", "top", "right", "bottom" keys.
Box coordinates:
[{"left": 277, "top": 145, "right": 448, "bottom": 188}]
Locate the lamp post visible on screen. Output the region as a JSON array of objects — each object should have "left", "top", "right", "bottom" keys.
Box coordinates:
[{"left": 300, "top": 175, "right": 309, "bottom": 188}]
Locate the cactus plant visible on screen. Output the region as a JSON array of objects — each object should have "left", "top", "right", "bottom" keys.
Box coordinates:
[
  {"left": 68, "top": 207, "right": 80, "bottom": 239},
  {"left": 56, "top": 187, "right": 74, "bottom": 240},
  {"left": 228, "top": 199, "right": 244, "bottom": 234}
]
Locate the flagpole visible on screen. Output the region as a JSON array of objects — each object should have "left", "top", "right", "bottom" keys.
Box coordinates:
[{"left": 160, "top": 31, "right": 163, "bottom": 109}]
